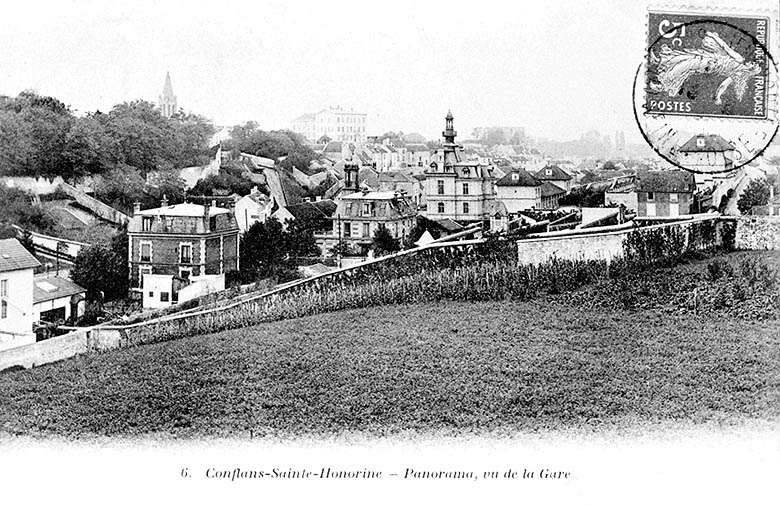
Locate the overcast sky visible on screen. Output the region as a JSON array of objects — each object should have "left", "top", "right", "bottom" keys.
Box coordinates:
[{"left": 1, "top": 1, "right": 659, "bottom": 142}]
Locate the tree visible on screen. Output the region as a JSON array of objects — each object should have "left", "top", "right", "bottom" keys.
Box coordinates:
[
  {"left": 93, "top": 164, "right": 146, "bottom": 214},
  {"left": 737, "top": 179, "right": 771, "bottom": 214},
  {"left": 189, "top": 162, "right": 256, "bottom": 197},
  {"left": 372, "top": 226, "right": 400, "bottom": 256},
  {"left": 239, "top": 218, "right": 296, "bottom": 282},
  {"left": 71, "top": 242, "right": 128, "bottom": 301},
  {"left": 61, "top": 115, "right": 114, "bottom": 178}
]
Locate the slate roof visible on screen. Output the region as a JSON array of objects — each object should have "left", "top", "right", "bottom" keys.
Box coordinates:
[
  {"left": 33, "top": 276, "right": 86, "bottom": 304},
  {"left": 496, "top": 169, "right": 541, "bottom": 187},
  {"left": 534, "top": 165, "right": 572, "bottom": 181},
  {"left": 678, "top": 134, "right": 734, "bottom": 152},
  {"left": 0, "top": 238, "right": 41, "bottom": 273},
  {"left": 433, "top": 218, "right": 464, "bottom": 233},
  {"left": 540, "top": 181, "right": 566, "bottom": 197},
  {"left": 636, "top": 171, "right": 695, "bottom": 193},
  {"left": 137, "top": 203, "right": 231, "bottom": 217}
]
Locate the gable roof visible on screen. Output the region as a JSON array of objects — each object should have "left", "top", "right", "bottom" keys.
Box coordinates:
[
  {"left": 679, "top": 134, "right": 734, "bottom": 152},
  {"left": 496, "top": 169, "right": 541, "bottom": 187},
  {"left": 0, "top": 238, "right": 41, "bottom": 272},
  {"left": 636, "top": 170, "right": 695, "bottom": 193},
  {"left": 534, "top": 165, "right": 572, "bottom": 181},
  {"left": 33, "top": 276, "right": 86, "bottom": 304},
  {"left": 540, "top": 181, "right": 566, "bottom": 197}
]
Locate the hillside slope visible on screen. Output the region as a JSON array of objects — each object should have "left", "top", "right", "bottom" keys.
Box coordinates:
[{"left": 1, "top": 292, "right": 778, "bottom": 438}]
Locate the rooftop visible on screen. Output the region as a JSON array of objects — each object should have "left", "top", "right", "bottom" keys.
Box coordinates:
[
  {"left": 33, "top": 276, "right": 86, "bottom": 304},
  {"left": 540, "top": 181, "right": 566, "bottom": 197},
  {"left": 679, "top": 134, "right": 734, "bottom": 152},
  {"left": 0, "top": 238, "right": 41, "bottom": 273},
  {"left": 137, "top": 203, "right": 231, "bottom": 217},
  {"left": 534, "top": 165, "right": 573, "bottom": 181},
  {"left": 496, "top": 169, "right": 541, "bottom": 187},
  {"left": 636, "top": 170, "right": 695, "bottom": 193},
  {"left": 342, "top": 190, "right": 407, "bottom": 201}
]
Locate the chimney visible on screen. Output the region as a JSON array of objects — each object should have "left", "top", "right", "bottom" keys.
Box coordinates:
[
  {"left": 133, "top": 202, "right": 141, "bottom": 215},
  {"left": 161, "top": 194, "right": 168, "bottom": 207},
  {"left": 203, "top": 200, "right": 211, "bottom": 231}
]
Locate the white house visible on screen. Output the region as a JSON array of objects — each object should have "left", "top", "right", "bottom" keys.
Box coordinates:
[
  {"left": 142, "top": 273, "right": 225, "bottom": 310},
  {"left": 32, "top": 276, "right": 86, "bottom": 324},
  {"left": 234, "top": 188, "right": 275, "bottom": 233},
  {"left": 0, "top": 239, "right": 41, "bottom": 350},
  {"left": 495, "top": 169, "right": 542, "bottom": 213}
]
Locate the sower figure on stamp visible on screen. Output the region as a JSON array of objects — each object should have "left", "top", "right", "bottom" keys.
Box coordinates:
[{"left": 649, "top": 30, "right": 761, "bottom": 105}]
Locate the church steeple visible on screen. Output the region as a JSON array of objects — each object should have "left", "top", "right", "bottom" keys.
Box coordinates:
[{"left": 159, "top": 72, "right": 177, "bottom": 118}]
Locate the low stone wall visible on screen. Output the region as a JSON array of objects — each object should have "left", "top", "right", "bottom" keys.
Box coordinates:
[
  {"left": 0, "top": 330, "right": 88, "bottom": 371},
  {"left": 517, "top": 216, "right": 724, "bottom": 266},
  {"left": 735, "top": 216, "right": 780, "bottom": 250},
  {"left": 517, "top": 231, "right": 625, "bottom": 265}
]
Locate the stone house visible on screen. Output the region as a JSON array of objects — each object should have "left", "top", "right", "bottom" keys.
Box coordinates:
[
  {"left": 127, "top": 200, "right": 240, "bottom": 293},
  {"left": 0, "top": 238, "right": 40, "bottom": 350},
  {"left": 636, "top": 171, "right": 695, "bottom": 217},
  {"left": 534, "top": 164, "right": 573, "bottom": 193},
  {"left": 494, "top": 169, "right": 541, "bottom": 213}
]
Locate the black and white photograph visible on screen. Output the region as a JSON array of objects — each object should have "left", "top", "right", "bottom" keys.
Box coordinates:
[{"left": 0, "top": 1, "right": 778, "bottom": 503}]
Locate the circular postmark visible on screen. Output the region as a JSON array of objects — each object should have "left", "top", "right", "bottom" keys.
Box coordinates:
[{"left": 633, "top": 11, "right": 779, "bottom": 174}]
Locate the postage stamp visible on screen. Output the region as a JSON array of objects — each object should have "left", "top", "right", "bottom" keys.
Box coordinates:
[
  {"left": 634, "top": 7, "right": 779, "bottom": 174},
  {"left": 645, "top": 12, "right": 771, "bottom": 120}
]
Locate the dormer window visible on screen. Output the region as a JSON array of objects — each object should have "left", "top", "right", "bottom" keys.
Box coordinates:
[
  {"left": 142, "top": 216, "right": 153, "bottom": 232},
  {"left": 545, "top": 169, "right": 552, "bottom": 176},
  {"left": 512, "top": 173, "right": 519, "bottom": 182},
  {"left": 696, "top": 137, "right": 705, "bottom": 148}
]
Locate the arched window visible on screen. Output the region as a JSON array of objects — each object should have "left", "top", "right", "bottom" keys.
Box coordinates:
[{"left": 437, "top": 202, "right": 445, "bottom": 213}]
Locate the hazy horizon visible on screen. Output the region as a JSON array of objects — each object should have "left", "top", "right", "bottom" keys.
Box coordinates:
[{"left": 1, "top": 0, "right": 678, "bottom": 144}]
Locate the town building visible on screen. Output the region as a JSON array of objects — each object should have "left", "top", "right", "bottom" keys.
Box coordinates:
[
  {"left": 159, "top": 72, "right": 177, "bottom": 119},
  {"left": 405, "top": 144, "right": 432, "bottom": 169},
  {"left": 539, "top": 181, "right": 566, "bottom": 210},
  {"left": 328, "top": 163, "right": 416, "bottom": 255},
  {"left": 234, "top": 188, "right": 275, "bottom": 233},
  {"left": 127, "top": 199, "right": 240, "bottom": 297},
  {"left": 424, "top": 112, "right": 499, "bottom": 227},
  {"left": 677, "top": 134, "right": 736, "bottom": 190},
  {"left": 494, "top": 169, "right": 541, "bottom": 213},
  {"left": 378, "top": 171, "right": 421, "bottom": 207},
  {"left": 636, "top": 171, "right": 695, "bottom": 217},
  {"left": 0, "top": 238, "right": 40, "bottom": 350},
  {"left": 33, "top": 276, "right": 86, "bottom": 325},
  {"left": 534, "top": 164, "right": 573, "bottom": 193},
  {"left": 291, "top": 107, "right": 367, "bottom": 143}
]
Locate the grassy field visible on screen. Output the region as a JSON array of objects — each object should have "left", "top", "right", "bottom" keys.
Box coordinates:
[{"left": 0, "top": 251, "right": 778, "bottom": 439}]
